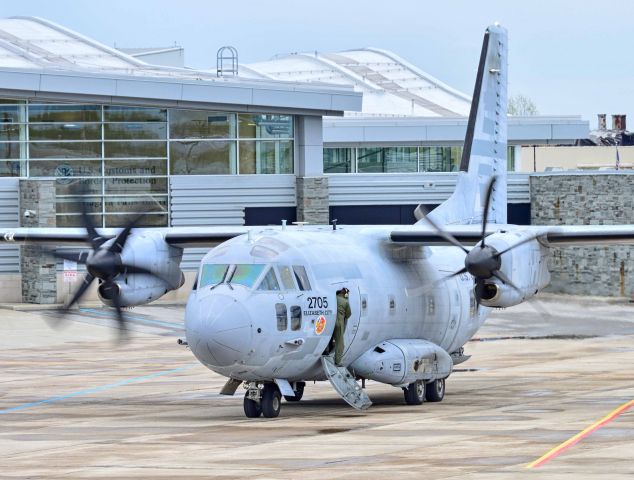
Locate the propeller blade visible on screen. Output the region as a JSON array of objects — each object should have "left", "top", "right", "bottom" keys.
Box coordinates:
[
  {"left": 491, "top": 269, "right": 522, "bottom": 294},
  {"left": 417, "top": 206, "right": 469, "bottom": 254},
  {"left": 110, "top": 214, "right": 144, "bottom": 254},
  {"left": 52, "top": 250, "right": 89, "bottom": 265},
  {"left": 493, "top": 234, "right": 542, "bottom": 258},
  {"left": 107, "top": 280, "right": 129, "bottom": 343},
  {"left": 120, "top": 263, "right": 176, "bottom": 289},
  {"left": 407, "top": 267, "right": 468, "bottom": 297},
  {"left": 480, "top": 176, "right": 496, "bottom": 247},
  {"left": 526, "top": 297, "right": 554, "bottom": 322},
  {"left": 121, "top": 264, "right": 153, "bottom": 276},
  {"left": 64, "top": 273, "right": 95, "bottom": 309},
  {"left": 474, "top": 279, "right": 485, "bottom": 314}
]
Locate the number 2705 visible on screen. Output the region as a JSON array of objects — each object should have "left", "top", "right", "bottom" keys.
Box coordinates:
[{"left": 308, "top": 296, "right": 328, "bottom": 309}]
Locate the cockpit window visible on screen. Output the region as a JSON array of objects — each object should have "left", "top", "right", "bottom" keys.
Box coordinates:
[
  {"left": 278, "top": 266, "right": 296, "bottom": 290},
  {"left": 200, "top": 264, "right": 229, "bottom": 288},
  {"left": 257, "top": 268, "right": 280, "bottom": 291},
  {"left": 290, "top": 306, "right": 302, "bottom": 331},
  {"left": 276, "top": 303, "right": 287, "bottom": 331},
  {"left": 230, "top": 264, "right": 266, "bottom": 288},
  {"left": 293, "top": 265, "right": 311, "bottom": 291}
]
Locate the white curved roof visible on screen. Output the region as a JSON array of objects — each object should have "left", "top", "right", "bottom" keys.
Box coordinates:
[
  {"left": 0, "top": 16, "right": 360, "bottom": 115},
  {"left": 244, "top": 48, "right": 472, "bottom": 117}
]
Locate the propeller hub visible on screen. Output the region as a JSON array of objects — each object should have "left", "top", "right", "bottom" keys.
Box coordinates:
[
  {"left": 86, "top": 250, "right": 121, "bottom": 280},
  {"left": 465, "top": 245, "right": 501, "bottom": 279}
]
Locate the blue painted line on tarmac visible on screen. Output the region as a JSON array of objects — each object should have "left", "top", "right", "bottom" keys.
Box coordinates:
[
  {"left": 0, "top": 364, "right": 196, "bottom": 415},
  {"left": 79, "top": 308, "right": 183, "bottom": 329}
]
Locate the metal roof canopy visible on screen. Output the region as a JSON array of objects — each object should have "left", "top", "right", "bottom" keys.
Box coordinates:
[
  {"left": 0, "top": 16, "right": 361, "bottom": 115},
  {"left": 323, "top": 116, "right": 589, "bottom": 146}
]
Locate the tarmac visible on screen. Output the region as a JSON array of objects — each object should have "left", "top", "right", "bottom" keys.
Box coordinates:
[{"left": 1, "top": 294, "right": 633, "bottom": 479}]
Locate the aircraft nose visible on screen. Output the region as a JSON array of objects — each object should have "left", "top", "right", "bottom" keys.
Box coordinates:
[{"left": 188, "top": 294, "right": 253, "bottom": 368}]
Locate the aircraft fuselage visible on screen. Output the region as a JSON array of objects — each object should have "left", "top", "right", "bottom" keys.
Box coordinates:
[{"left": 184, "top": 227, "right": 487, "bottom": 383}]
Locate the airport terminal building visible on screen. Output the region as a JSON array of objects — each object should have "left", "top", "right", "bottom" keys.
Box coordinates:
[{"left": 0, "top": 17, "right": 591, "bottom": 302}]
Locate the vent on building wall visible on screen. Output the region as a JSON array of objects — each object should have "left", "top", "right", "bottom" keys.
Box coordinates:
[{"left": 217, "top": 46, "right": 238, "bottom": 77}]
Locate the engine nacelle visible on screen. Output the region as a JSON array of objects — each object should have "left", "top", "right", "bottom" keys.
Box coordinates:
[
  {"left": 476, "top": 281, "right": 524, "bottom": 308},
  {"left": 97, "top": 231, "right": 185, "bottom": 307},
  {"left": 350, "top": 339, "right": 453, "bottom": 387},
  {"left": 477, "top": 230, "right": 551, "bottom": 308}
]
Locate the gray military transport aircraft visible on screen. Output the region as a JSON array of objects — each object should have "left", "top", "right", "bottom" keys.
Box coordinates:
[{"left": 3, "top": 24, "right": 634, "bottom": 418}]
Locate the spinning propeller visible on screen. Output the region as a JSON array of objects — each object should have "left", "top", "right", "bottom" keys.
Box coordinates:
[
  {"left": 50, "top": 202, "right": 162, "bottom": 340},
  {"left": 419, "top": 177, "right": 539, "bottom": 305}
]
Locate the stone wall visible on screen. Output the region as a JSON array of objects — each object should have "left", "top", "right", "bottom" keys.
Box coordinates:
[
  {"left": 531, "top": 173, "right": 634, "bottom": 297},
  {"left": 19, "top": 180, "right": 57, "bottom": 304},
  {"left": 296, "top": 176, "right": 329, "bottom": 224}
]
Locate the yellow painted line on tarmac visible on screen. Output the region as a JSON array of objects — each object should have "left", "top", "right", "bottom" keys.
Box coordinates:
[{"left": 526, "top": 398, "right": 634, "bottom": 469}]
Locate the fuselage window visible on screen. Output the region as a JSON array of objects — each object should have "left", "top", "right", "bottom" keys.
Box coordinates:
[
  {"left": 278, "top": 266, "right": 296, "bottom": 290},
  {"left": 276, "top": 303, "right": 288, "bottom": 331},
  {"left": 293, "top": 265, "right": 311, "bottom": 291},
  {"left": 230, "top": 264, "right": 266, "bottom": 288},
  {"left": 257, "top": 268, "right": 281, "bottom": 291},
  {"left": 200, "top": 264, "right": 229, "bottom": 288},
  {"left": 290, "top": 305, "right": 302, "bottom": 331}
]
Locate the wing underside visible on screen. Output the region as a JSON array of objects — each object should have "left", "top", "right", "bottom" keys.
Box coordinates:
[{"left": 390, "top": 225, "right": 634, "bottom": 247}]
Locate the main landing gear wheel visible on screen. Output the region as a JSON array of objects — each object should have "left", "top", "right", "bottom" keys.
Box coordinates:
[
  {"left": 261, "top": 383, "right": 282, "bottom": 418},
  {"left": 403, "top": 380, "right": 426, "bottom": 405},
  {"left": 425, "top": 378, "right": 445, "bottom": 402},
  {"left": 243, "top": 394, "right": 262, "bottom": 418},
  {"left": 284, "top": 381, "right": 305, "bottom": 402}
]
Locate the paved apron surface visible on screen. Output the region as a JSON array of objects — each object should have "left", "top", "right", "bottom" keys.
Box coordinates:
[{"left": 1, "top": 297, "right": 633, "bottom": 479}]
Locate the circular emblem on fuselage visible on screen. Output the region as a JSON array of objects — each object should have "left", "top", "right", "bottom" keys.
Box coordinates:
[{"left": 315, "top": 315, "right": 326, "bottom": 335}]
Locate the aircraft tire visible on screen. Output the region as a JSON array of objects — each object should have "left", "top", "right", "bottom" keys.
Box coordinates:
[
  {"left": 284, "top": 382, "right": 305, "bottom": 402},
  {"left": 425, "top": 378, "right": 445, "bottom": 402},
  {"left": 261, "top": 383, "right": 282, "bottom": 418},
  {"left": 243, "top": 395, "right": 262, "bottom": 418},
  {"left": 403, "top": 380, "right": 425, "bottom": 405}
]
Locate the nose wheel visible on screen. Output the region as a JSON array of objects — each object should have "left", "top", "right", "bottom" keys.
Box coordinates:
[{"left": 243, "top": 382, "right": 282, "bottom": 418}]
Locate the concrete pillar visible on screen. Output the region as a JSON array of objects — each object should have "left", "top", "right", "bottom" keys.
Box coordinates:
[
  {"left": 20, "top": 180, "right": 57, "bottom": 304},
  {"left": 295, "top": 115, "right": 329, "bottom": 224},
  {"left": 531, "top": 173, "right": 634, "bottom": 297}
]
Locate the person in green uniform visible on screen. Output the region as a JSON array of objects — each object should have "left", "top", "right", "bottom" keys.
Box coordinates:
[{"left": 334, "top": 287, "right": 351, "bottom": 366}]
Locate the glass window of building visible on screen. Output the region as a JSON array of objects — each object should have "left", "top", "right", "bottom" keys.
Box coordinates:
[
  {"left": 170, "top": 110, "right": 236, "bottom": 139},
  {"left": 324, "top": 147, "right": 353, "bottom": 173},
  {"left": 2, "top": 100, "right": 298, "bottom": 227},
  {"left": 357, "top": 147, "right": 417, "bottom": 173},
  {"left": 104, "top": 106, "right": 166, "bottom": 122},
  {"left": 239, "top": 140, "right": 293, "bottom": 174},
  {"left": 1, "top": 102, "right": 28, "bottom": 177},
  {"left": 170, "top": 140, "right": 236, "bottom": 175},
  {"left": 419, "top": 147, "right": 461, "bottom": 172},
  {"left": 28, "top": 104, "right": 101, "bottom": 123},
  {"left": 238, "top": 114, "right": 293, "bottom": 139}
]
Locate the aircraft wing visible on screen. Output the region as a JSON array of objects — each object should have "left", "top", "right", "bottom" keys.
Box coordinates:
[
  {"left": 390, "top": 224, "right": 634, "bottom": 247},
  {"left": 0, "top": 226, "right": 249, "bottom": 247}
]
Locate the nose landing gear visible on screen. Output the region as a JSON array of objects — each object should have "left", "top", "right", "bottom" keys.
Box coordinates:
[{"left": 243, "top": 382, "right": 282, "bottom": 418}]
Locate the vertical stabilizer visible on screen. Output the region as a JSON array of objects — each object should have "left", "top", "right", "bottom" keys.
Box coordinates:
[{"left": 417, "top": 24, "right": 508, "bottom": 226}]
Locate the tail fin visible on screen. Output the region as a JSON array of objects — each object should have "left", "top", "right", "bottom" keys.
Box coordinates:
[{"left": 417, "top": 24, "right": 508, "bottom": 226}]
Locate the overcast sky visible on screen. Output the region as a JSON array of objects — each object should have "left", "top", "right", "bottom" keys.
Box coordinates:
[{"left": 4, "top": 0, "right": 633, "bottom": 125}]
